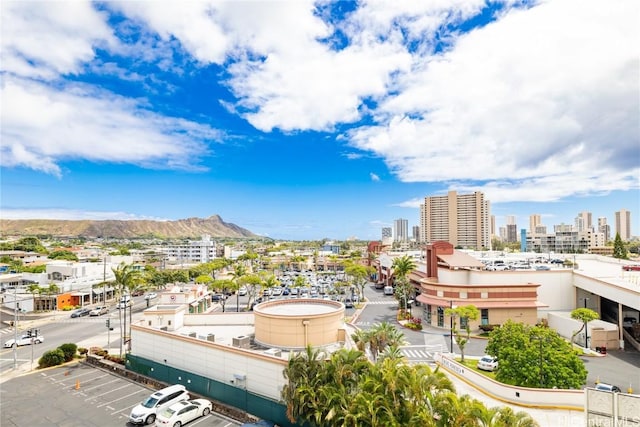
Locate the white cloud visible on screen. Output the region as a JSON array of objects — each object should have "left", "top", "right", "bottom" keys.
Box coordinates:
[
  {"left": 1, "top": 1, "right": 115, "bottom": 79},
  {"left": 369, "top": 172, "right": 380, "bottom": 182},
  {"left": 0, "top": 77, "right": 219, "bottom": 175},
  {"left": 348, "top": 0, "right": 639, "bottom": 202}
]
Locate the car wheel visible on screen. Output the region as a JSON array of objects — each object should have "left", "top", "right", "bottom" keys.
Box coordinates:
[
  {"left": 35, "top": 339, "right": 41, "bottom": 344},
  {"left": 203, "top": 407, "right": 210, "bottom": 416},
  {"left": 173, "top": 422, "right": 181, "bottom": 427},
  {"left": 145, "top": 414, "right": 155, "bottom": 425}
]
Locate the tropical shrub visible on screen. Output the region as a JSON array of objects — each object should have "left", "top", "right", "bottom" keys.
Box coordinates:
[{"left": 38, "top": 349, "right": 65, "bottom": 368}]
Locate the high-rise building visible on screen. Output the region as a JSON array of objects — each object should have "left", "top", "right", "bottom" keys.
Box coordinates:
[
  {"left": 506, "top": 224, "right": 518, "bottom": 243},
  {"left": 419, "top": 191, "right": 490, "bottom": 249},
  {"left": 412, "top": 225, "right": 420, "bottom": 242},
  {"left": 529, "top": 214, "right": 541, "bottom": 233},
  {"left": 575, "top": 211, "right": 593, "bottom": 232},
  {"left": 506, "top": 215, "right": 516, "bottom": 225},
  {"left": 615, "top": 209, "right": 631, "bottom": 241},
  {"left": 381, "top": 227, "right": 392, "bottom": 240},
  {"left": 393, "top": 218, "right": 409, "bottom": 242},
  {"left": 597, "top": 217, "right": 610, "bottom": 242}
]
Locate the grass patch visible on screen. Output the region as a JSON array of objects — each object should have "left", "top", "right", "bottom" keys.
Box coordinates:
[{"left": 455, "top": 357, "right": 497, "bottom": 379}]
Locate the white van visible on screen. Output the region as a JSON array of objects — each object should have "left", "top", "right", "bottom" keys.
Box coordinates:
[
  {"left": 383, "top": 286, "right": 394, "bottom": 296},
  {"left": 129, "top": 384, "right": 190, "bottom": 425}
]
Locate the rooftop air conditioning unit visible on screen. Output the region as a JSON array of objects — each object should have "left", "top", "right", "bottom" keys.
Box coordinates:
[
  {"left": 264, "top": 348, "right": 281, "bottom": 357},
  {"left": 232, "top": 335, "right": 250, "bottom": 349},
  {"left": 188, "top": 331, "right": 197, "bottom": 338},
  {"left": 206, "top": 334, "right": 215, "bottom": 342}
]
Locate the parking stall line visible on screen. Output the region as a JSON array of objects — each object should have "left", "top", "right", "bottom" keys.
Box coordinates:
[
  {"left": 96, "top": 389, "right": 143, "bottom": 408},
  {"left": 83, "top": 379, "right": 130, "bottom": 397},
  {"left": 110, "top": 396, "right": 148, "bottom": 416}
]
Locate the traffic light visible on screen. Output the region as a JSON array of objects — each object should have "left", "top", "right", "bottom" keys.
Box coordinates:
[{"left": 106, "top": 319, "right": 110, "bottom": 328}]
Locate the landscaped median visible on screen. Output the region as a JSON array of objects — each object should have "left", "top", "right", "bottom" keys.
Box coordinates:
[{"left": 435, "top": 354, "right": 585, "bottom": 411}]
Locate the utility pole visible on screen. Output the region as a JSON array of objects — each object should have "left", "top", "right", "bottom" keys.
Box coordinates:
[
  {"left": 13, "top": 286, "right": 18, "bottom": 369},
  {"left": 449, "top": 300, "right": 454, "bottom": 353},
  {"left": 583, "top": 297, "right": 590, "bottom": 349}
]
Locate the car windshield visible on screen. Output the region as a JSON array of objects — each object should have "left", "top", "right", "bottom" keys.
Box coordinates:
[
  {"left": 141, "top": 396, "right": 159, "bottom": 408},
  {"left": 160, "top": 408, "right": 176, "bottom": 416}
]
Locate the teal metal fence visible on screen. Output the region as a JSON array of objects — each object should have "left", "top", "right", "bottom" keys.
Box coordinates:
[{"left": 126, "top": 354, "right": 294, "bottom": 427}]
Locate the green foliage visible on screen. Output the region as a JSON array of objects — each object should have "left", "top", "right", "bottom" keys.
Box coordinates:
[
  {"left": 48, "top": 250, "right": 79, "bottom": 261},
  {"left": 59, "top": 343, "right": 78, "bottom": 362},
  {"left": 485, "top": 320, "right": 587, "bottom": 389},
  {"left": 7, "top": 237, "right": 48, "bottom": 254},
  {"left": 613, "top": 233, "right": 628, "bottom": 259},
  {"left": 38, "top": 349, "right": 66, "bottom": 368},
  {"left": 445, "top": 305, "right": 480, "bottom": 362},
  {"left": 282, "top": 345, "right": 538, "bottom": 427}
]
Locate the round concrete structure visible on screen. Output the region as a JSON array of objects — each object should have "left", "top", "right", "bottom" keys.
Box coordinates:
[{"left": 253, "top": 299, "right": 345, "bottom": 350}]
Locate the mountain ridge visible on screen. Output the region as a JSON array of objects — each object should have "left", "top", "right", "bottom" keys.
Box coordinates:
[{"left": 0, "top": 215, "right": 257, "bottom": 239}]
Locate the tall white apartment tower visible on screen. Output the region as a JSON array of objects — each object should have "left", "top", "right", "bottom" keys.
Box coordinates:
[
  {"left": 393, "top": 218, "right": 409, "bottom": 242},
  {"left": 575, "top": 211, "right": 593, "bottom": 232},
  {"left": 529, "top": 214, "right": 541, "bottom": 233},
  {"left": 597, "top": 217, "right": 610, "bottom": 242},
  {"left": 419, "top": 191, "right": 490, "bottom": 249},
  {"left": 615, "top": 209, "right": 631, "bottom": 241}
]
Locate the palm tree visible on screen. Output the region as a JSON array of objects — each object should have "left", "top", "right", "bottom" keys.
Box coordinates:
[
  {"left": 228, "top": 263, "right": 247, "bottom": 312},
  {"left": 112, "top": 263, "right": 140, "bottom": 356},
  {"left": 27, "top": 283, "right": 41, "bottom": 311}
]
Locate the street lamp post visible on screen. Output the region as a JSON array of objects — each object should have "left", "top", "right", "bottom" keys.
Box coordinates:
[
  {"left": 583, "top": 297, "right": 589, "bottom": 349},
  {"left": 449, "top": 300, "right": 454, "bottom": 353}
]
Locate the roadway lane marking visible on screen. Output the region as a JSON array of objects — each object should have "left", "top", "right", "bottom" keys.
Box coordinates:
[
  {"left": 47, "top": 369, "right": 97, "bottom": 381},
  {"left": 110, "top": 398, "right": 146, "bottom": 416},
  {"left": 82, "top": 382, "right": 132, "bottom": 400}
]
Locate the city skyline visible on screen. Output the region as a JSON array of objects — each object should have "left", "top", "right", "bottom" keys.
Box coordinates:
[{"left": 1, "top": 1, "right": 638, "bottom": 241}]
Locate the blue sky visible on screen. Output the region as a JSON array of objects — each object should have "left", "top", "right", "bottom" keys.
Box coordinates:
[{"left": 1, "top": 0, "right": 638, "bottom": 241}]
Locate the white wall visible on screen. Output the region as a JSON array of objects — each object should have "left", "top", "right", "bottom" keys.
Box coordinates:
[
  {"left": 132, "top": 327, "right": 287, "bottom": 400},
  {"left": 436, "top": 354, "right": 584, "bottom": 410}
]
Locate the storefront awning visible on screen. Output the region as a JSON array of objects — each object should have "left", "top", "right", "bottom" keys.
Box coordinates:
[{"left": 416, "top": 294, "right": 547, "bottom": 309}]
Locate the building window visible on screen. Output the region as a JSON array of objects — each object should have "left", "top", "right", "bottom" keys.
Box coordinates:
[
  {"left": 481, "top": 309, "right": 489, "bottom": 325},
  {"left": 481, "top": 292, "right": 488, "bottom": 299},
  {"left": 437, "top": 306, "right": 444, "bottom": 327},
  {"left": 461, "top": 317, "right": 468, "bottom": 329},
  {"left": 425, "top": 304, "right": 432, "bottom": 324},
  {"left": 460, "top": 291, "right": 467, "bottom": 299},
  {"left": 168, "top": 320, "right": 172, "bottom": 326}
]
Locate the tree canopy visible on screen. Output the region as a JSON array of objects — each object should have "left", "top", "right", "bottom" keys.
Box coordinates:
[
  {"left": 485, "top": 320, "right": 587, "bottom": 389},
  {"left": 282, "top": 345, "right": 539, "bottom": 427}
]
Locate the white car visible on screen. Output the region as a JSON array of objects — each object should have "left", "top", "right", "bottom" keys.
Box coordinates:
[
  {"left": 89, "top": 306, "right": 109, "bottom": 316},
  {"left": 156, "top": 399, "right": 212, "bottom": 427},
  {"left": 477, "top": 355, "right": 499, "bottom": 372},
  {"left": 144, "top": 292, "right": 158, "bottom": 300},
  {"left": 4, "top": 333, "right": 44, "bottom": 348},
  {"left": 238, "top": 287, "right": 247, "bottom": 296}
]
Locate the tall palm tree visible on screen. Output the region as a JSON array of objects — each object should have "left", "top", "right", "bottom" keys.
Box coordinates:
[
  {"left": 228, "top": 263, "right": 247, "bottom": 312},
  {"left": 112, "top": 263, "right": 140, "bottom": 356},
  {"left": 27, "top": 284, "right": 41, "bottom": 311}
]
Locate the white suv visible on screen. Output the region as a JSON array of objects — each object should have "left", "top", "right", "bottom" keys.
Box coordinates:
[{"left": 129, "top": 384, "right": 190, "bottom": 425}]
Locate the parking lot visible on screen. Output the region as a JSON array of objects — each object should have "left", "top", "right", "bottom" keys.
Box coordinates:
[{"left": 0, "top": 363, "right": 242, "bottom": 427}]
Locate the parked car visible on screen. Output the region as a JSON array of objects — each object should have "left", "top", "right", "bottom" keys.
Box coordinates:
[
  {"left": 344, "top": 298, "right": 354, "bottom": 308},
  {"left": 129, "top": 384, "right": 190, "bottom": 425},
  {"left": 144, "top": 292, "right": 158, "bottom": 300},
  {"left": 70, "top": 307, "right": 91, "bottom": 318},
  {"left": 534, "top": 265, "right": 550, "bottom": 271},
  {"left": 4, "top": 332, "right": 44, "bottom": 348},
  {"left": 89, "top": 306, "right": 108, "bottom": 316},
  {"left": 622, "top": 265, "right": 640, "bottom": 271},
  {"left": 238, "top": 286, "right": 247, "bottom": 296},
  {"left": 383, "top": 286, "right": 394, "bottom": 296},
  {"left": 211, "top": 294, "right": 226, "bottom": 302},
  {"left": 156, "top": 398, "right": 212, "bottom": 426},
  {"left": 477, "top": 355, "right": 499, "bottom": 372},
  {"left": 595, "top": 383, "right": 622, "bottom": 393}
]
